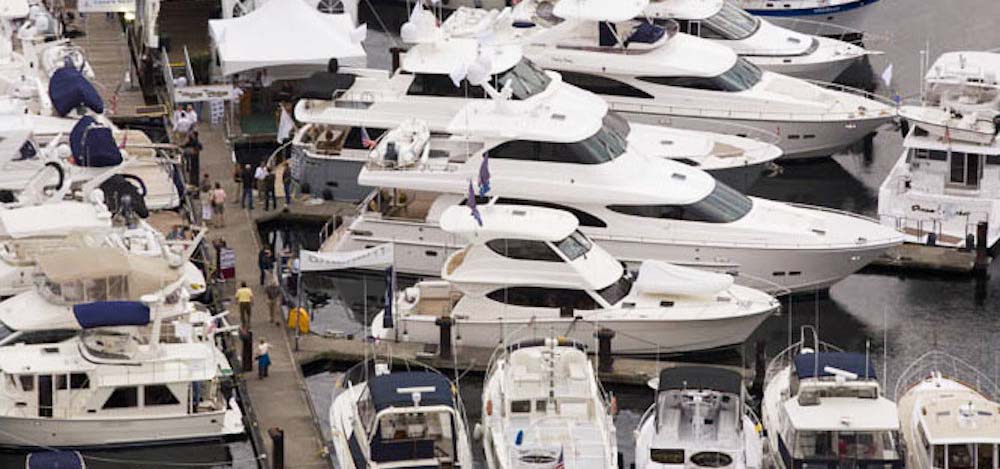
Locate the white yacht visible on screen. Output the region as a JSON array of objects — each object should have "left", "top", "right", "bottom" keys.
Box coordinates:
[
  {"left": 732, "top": 0, "right": 880, "bottom": 30},
  {"left": 894, "top": 350, "right": 1000, "bottom": 469},
  {"left": 761, "top": 327, "right": 902, "bottom": 469},
  {"left": 313, "top": 86, "right": 902, "bottom": 295},
  {"left": 0, "top": 299, "right": 243, "bottom": 449},
  {"left": 635, "top": 366, "right": 763, "bottom": 469},
  {"left": 440, "top": 0, "right": 896, "bottom": 159},
  {"left": 329, "top": 360, "right": 474, "bottom": 468},
  {"left": 643, "top": 0, "right": 871, "bottom": 81},
  {"left": 478, "top": 338, "right": 618, "bottom": 468},
  {"left": 371, "top": 204, "right": 779, "bottom": 354},
  {"left": 290, "top": 38, "right": 781, "bottom": 199}
]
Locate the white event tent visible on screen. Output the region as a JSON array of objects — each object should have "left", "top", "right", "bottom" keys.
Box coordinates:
[{"left": 208, "top": 0, "right": 366, "bottom": 78}]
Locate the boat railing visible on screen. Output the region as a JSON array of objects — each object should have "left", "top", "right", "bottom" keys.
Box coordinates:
[
  {"left": 803, "top": 79, "right": 901, "bottom": 108},
  {"left": 893, "top": 350, "right": 1000, "bottom": 402},
  {"left": 764, "top": 325, "right": 845, "bottom": 387},
  {"left": 881, "top": 210, "right": 991, "bottom": 246},
  {"left": 615, "top": 93, "right": 895, "bottom": 123},
  {"left": 768, "top": 17, "right": 889, "bottom": 47}
]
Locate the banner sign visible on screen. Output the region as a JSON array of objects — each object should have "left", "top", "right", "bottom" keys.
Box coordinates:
[
  {"left": 78, "top": 0, "right": 136, "bottom": 13},
  {"left": 299, "top": 244, "right": 394, "bottom": 272},
  {"left": 174, "top": 85, "right": 237, "bottom": 103}
]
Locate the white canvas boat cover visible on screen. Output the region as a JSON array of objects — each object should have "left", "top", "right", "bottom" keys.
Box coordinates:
[
  {"left": 0, "top": 202, "right": 110, "bottom": 239},
  {"left": 208, "top": 0, "right": 365, "bottom": 77},
  {"left": 635, "top": 260, "right": 733, "bottom": 296}
]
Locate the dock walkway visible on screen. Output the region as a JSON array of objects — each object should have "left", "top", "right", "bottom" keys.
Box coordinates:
[{"left": 80, "top": 14, "right": 147, "bottom": 117}]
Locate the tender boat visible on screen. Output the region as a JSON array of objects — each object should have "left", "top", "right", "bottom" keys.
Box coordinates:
[
  {"left": 328, "top": 359, "right": 474, "bottom": 468},
  {"left": 439, "top": 0, "right": 896, "bottom": 160},
  {"left": 479, "top": 338, "right": 618, "bottom": 468},
  {"left": 761, "top": 326, "right": 902, "bottom": 469},
  {"left": 0, "top": 298, "right": 243, "bottom": 449},
  {"left": 313, "top": 89, "right": 901, "bottom": 296},
  {"left": 372, "top": 204, "right": 780, "bottom": 354},
  {"left": 894, "top": 350, "right": 1000, "bottom": 469},
  {"left": 643, "top": 0, "right": 871, "bottom": 82},
  {"left": 732, "top": 0, "right": 880, "bottom": 30},
  {"left": 635, "top": 366, "right": 764, "bottom": 468},
  {"left": 924, "top": 51, "right": 1000, "bottom": 120}
]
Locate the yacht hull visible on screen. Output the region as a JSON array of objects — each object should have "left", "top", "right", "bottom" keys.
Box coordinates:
[
  {"left": 0, "top": 410, "right": 240, "bottom": 449},
  {"left": 707, "top": 160, "right": 773, "bottom": 192},
  {"left": 750, "top": 53, "right": 862, "bottom": 83},
  {"left": 289, "top": 147, "right": 372, "bottom": 203},
  {"left": 622, "top": 112, "right": 889, "bottom": 160},
  {"left": 745, "top": 0, "right": 878, "bottom": 30},
  {"left": 372, "top": 310, "right": 772, "bottom": 355}
]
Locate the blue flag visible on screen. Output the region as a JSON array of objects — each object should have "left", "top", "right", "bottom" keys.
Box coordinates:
[
  {"left": 382, "top": 266, "right": 394, "bottom": 328},
  {"left": 478, "top": 153, "right": 491, "bottom": 197},
  {"left": 467, "top": 181, "right": 483, "bottom": 226}
]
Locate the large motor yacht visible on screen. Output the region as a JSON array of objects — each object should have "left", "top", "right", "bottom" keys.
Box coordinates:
[
  {"left": 440, "top": 0, "right": 896, "bottom": 159},
  {"left": 894, "top": 350, "right": 1000, "bottom": 469},
  {"left": 328, "top": 359, "right": 474, "bottom": 468},
  {"left": 0, "top": 299, "right": 243, "bottom": 449},
  {"left": 731, "top": 0, "right": 880, "bottom": 30},
  {"left": 761, "top": 327, "right": 902, "bottom": 469},
  {"left": 371, "top": 205, "right": 779, "bottom": 354},
  {"left": 642, "top": 0, "right": 871, "bottom": 81},
  {"left": 290, "top": 35, "right": 781, "bottom": 199},
  {"left": 634, "top": 366, "right": 764, "bottom": 469},
  {"left": 313, "top": 88, "right": 901, "bottom": 295},
  {"left": 479, "top": 338, "right": 618, "bottom": 468}
]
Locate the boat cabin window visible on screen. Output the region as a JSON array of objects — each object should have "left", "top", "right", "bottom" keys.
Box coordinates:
[
  {"left": 949, "top": 151, "right": 982, "bottom": 188},
  {"left": 699, "top": 1, "right": 761, "bottom": 40},
  {"left": 608, "top": 181, "right": 752, "bottom": 223},
  {"left": 492, "top": 58, "right": 552, "bottom": 100},
  {"left": 56, "top": 373, "right": 90, "bottom": 390},
  {"left": 912, "top": 148, "right": 948, "bottom": 161},
  {"left": 638, "top": 59, "right": 763, "bottom": 92},
  {"left": 486, "top": 287, "right": 601, "bottom": 310},
  {"left": 144, "top": 385, "right": 180, "bottom": 406},
  {"left": 40, "top": 274, "right": 129, "bottom": 304},
  {"left": 102, "top": 386, "right": 139, "bottom": 409},
  {"left": 931, "top": 444, "right": 998, "bottom": 469},
  {"left": 488, "top": 113, "right": 629, "bottom": 164},
  {"left": 556, "top": 70, "right": 654, "bottom": 99},
  {"left": 372, "top": 410, "right": 457, "bottom": 464},
  {"left": 597, "top": 271, "right": 634, "bottom": 305},
  {"left": 407, "top": 73, "right": 486, "bottom": 98},
  {"left": 18, "top": 375, "right": 34, "bottom": 392},
  {"left": 511, "top": 400, "right": 532, "bottom": 413},
  {"left": 792, "top": 430, "right": 898, "bottom": 461},
  {"left": 554, "top": 230, "right": 593, "bottom": 261},
  {"left": 486, "top": 239, "right": 563, "bottom": 262}
]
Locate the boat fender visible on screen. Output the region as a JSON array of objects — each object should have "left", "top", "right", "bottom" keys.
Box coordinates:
[
  {"left": 609, "top": 395, "right": 618, "bottom": 416},
  {"left": 486, "top": 399, "right": 493, "bottom": 416}
]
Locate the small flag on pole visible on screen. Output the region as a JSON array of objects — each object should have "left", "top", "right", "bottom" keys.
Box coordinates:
[
  {"left": 478, "top": 153, "right": 491, "bottom": 197},
  {"left": 467, "top": 181, "right": 483, "bottom": 226},
  {"left": 881, "top": 63, "right": 894, "bottom": 88},
  {"left": 554, "top": 448, "right": 565, "bottom": 469},
  {"left": 361, "top": 127, "right": 377, "bottom": 149}
]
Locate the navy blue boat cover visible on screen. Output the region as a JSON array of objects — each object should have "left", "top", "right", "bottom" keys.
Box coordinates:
[
  {"left": 369, "top": 372, "right": 454, "bottom": 412},
  {"left": 658, "top": 366, "right": 743, "bottom": 395},
  {"left": 69, "top": 115, "right": 122, "bottom": 167},
  {"left": 26, "top": 450, "right": 85, "bottom": 469},
  {"left": 73, "top": 301, "right": 150, "bottom": 328},
  {"left": 794, "top": 352, "right": 876, "bottom": 380},
  {"left": 49, "top": 65, "right": 104, "bottom": 116},
  {"left": 628, "top": 22, "right": 666, "bottom": 44}
]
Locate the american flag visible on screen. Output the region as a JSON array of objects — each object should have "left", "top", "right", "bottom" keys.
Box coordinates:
[
  {"left": 554, "top": 448, "right": 565, "bottom": 469},
  {"left": 361, "top": 127, "right": 377, "bottom": 149}
]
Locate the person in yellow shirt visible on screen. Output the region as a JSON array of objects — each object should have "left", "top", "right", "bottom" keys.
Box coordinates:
[{"left": 235, "top": 281, "right": 254, "bottom": 326}]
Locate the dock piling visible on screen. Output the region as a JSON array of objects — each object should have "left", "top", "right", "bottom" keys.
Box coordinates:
[
  {"left": 241, "top": 329, "right": 254, "bottom": 373},
  {"left": 597, "top": 328, "right": 615, "bottom": 373},
  {"left": 268, "top": 427, "right": 285, "bottom": 469},
  {"left": 974, "top": 221, "right": 990, "bottom": 277},
  {"left": 435, "top": 317, "right": 454, "bottom": 360}
]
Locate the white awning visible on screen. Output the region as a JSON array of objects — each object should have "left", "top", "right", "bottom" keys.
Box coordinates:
[{"left": 208, "top": 0, "right": 366, "bottom": 77}]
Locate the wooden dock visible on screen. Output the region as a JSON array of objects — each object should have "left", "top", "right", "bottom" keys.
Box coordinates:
[
  {"left": 869, "top": 243, "right": 983, "bottom": 274},
  {"left": 80, "top": 14, "right": 150, "bottom": 118}
]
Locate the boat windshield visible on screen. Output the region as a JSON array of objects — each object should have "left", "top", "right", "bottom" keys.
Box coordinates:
[
  {"left": 791, "top": 430, "right": 900, "bottom": 463},
  {"left": 554, "top": 230, "right": 593, "bottom": 261},
  {"left": 702, "top": 1, "right": 761, "bottom": 40},
  {"left": 493, "top": 58, "right": 552, "bottom": 100},
  {"left": 638, "top": 58, "right": 763, "bottom": 92},
  {"left": 931, "top": 443, "right": 998, "bottom": 469},
  {"left": 603, "top": 111, "right": 631, "bottom": 138},
  {"left": 597, "top": 270, "right": 633, "bottom": 305},
  {"left": 371, "top": 409, "right": 459, "bottom": 464},
  {"left": 608, "top": 181, "right": 754, "bottom": 223}
]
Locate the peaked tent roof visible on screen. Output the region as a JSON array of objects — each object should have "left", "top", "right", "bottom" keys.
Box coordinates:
[{"left": 208, "top": 0, "right": 365, "bottom": 76}]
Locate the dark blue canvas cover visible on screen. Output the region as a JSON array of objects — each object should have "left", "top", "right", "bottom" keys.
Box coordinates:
[
  {"left": 369, "top": 372, "right": 454, "bottom": 412},
  {"left": 794, "top": 352, "right": 876, "bottom": 380},
  {"left": 49, "top": 65, "right": 104, "bottom": 116},
  {"left": 69, "top": 116, "right": 122, "bottom": 167},
  {"left": 73, "top": 301, "right": 150, "bottom": 328},
  {"left": 26, "top": 450, "right": 85, "bottom": 469}
]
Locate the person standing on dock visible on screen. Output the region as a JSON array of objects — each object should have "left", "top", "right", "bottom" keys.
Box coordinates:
[
  {"left": 258, "top": 248, "right": 274, "bottom": 286},
  {"left": 240, "top": 164, "right": 254, "bottom": 210},
  {"left": 183, "top": 130, "right": 203, "bottom": 186},
  {"left": 211, "top": 183, "right": 226, "bottom": 227},
  {"left": 266, "top": 278, "right": 282, "bottom": 327},
  {"left": 254, "top": 163, "right": 268, "bottom": 206},
  {"left": 235, "top": 281, "right": 254, "bottom": 327},
  {"left": 256, "top": 339, "right": 271, "bottom": 378},
  {"left": 281, "top": 161, "right": 293, "bottom": 206},
  {"left": 263, "top": 165, "right": 277, "bottom": 211}
]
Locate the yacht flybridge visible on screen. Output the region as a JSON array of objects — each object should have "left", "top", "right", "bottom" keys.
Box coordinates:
[
  {"left": 479, "top": 338, "right": 618, "bottom": 468},
  {"left": 761, "top": 327, "right": 902, "bottom": 469},
  {"left": 643, "top": 0, "right": 872, "bottom": 81},
  {"left": 895, "top": 351, "right": 1000, "bottom": 469},
  {"left": 291, "top": 36, "right": 781, "bottom": 197},
  {"left": 372, "top": 205, "right": 779, "bottom": 354},
  {"left": 440, "top": 0, "right": 896, "bottom": 159},
  {"left": 315, "top": 85, "right": 901, "bottom": 294}
]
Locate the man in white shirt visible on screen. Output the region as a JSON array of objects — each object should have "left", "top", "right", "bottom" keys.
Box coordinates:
[{"left": 254, "top": 164, "right": 268, "bottom": 204}]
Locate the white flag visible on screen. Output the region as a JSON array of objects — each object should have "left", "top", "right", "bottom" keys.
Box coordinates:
[
  {"left": 299, "top": 244, "right": 394, "bottom": 272},
  {"left": 881, "top": 63, "right": 893, "bottom": 88}
]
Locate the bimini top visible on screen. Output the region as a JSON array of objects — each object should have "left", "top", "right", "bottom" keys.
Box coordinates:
[
  {"left": 48, "top": 65, "right": 104, "bottom": 117},
  {"left": 439, "top": 204, "right": 578, "bottom": 242},
  {"left": 926, "top": 51, "right": 1000, "bottom": 88},
  {"left": 401, "top": 38, "right": 522, "bottom": 76},
  {"left": 793, "top": 352, "right": 877, "bottom": 381},
  {"left": 72, "top": 301, "right": 151, "bottom": 328},
  {"left": 36, "top": 246, "right": 181, "bottom": 296},
  {"left": 69, "top": 116, "right": 123, "bottom": 167},
  {"left": 658, "top": 366, "right": 743, "bottom": 395},
  {"left": 369, "top": 372, "right": 455, "bottom": 412},
  {"left": 552, "top": 0, "right": 649, "bottom": 22},
  {"left": 0, "top": 202, "right": 110, "bottom": 239}
]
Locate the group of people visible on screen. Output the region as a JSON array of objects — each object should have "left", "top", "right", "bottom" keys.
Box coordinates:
[{"left": 240, "top": 161, "right": 292, "bottom": 211}]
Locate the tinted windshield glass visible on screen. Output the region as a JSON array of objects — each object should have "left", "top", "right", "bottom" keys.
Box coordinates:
[
  {"left": 638, "top": 58, "right": 762, "bottom": 92},
  {"left": 555, "top": 230, "right": 593, "bottom": 261},
  {"left": 603, "top": 111, "right": 631, "bottom": 138},
  {"left": 489, "top": 112, "right": 629, "bottom": 164},
  {"left": 494, "top": 59, "right": 552, "bottom": 100},
  {"left": 608, "top": 181, "right": 753, "bottom": 223},
  {"left": 576, "top": 114, "right": 629, "bottom": 162},
  {"left": 597, "top": 270, "right": 633, "bottom": 305},
  {"left": 704, "top": 1, "right": 760, "bottom": 40}
]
